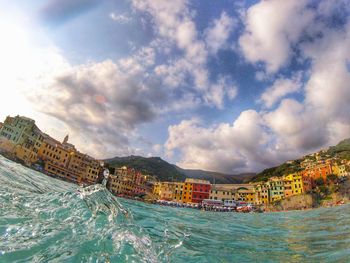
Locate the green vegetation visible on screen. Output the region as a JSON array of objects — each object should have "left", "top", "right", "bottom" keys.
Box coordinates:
[
  {"left": 250, "top": 161, "right": 301, "bottom": 182},
  {"left": 105, "top": 155, "right": 254, "bottom": 183},
  {"left": 251, "top": 137, "right": 350, "bottom": 183},
  {"left": 328, "top": 138, "right": 350, "bottom": 159},
  {"left": 105, "top": 156, "right": 186, "bottom": 182},
  {"left": 105, "top": 137, "right": 350, "bottom": 184}
]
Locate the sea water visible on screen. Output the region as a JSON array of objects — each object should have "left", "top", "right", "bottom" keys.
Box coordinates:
[{"left": 0, "top": 155, "right": 349, "bottom": 263}]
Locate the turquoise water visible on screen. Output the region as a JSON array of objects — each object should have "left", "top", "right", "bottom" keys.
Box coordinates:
[{"left": 0, "top": 156, "right": 350, "bottom": 263}]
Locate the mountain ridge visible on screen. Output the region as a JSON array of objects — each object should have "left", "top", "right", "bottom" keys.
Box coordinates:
[
  {"left": 105, "top": 137, "right": 350, "bottom": 184},
  {"left": 104, "top": 155, "right": 255, "bottom": 184},
  {"left": 251, "top": 137, "right": 350, "bottom": 182}
]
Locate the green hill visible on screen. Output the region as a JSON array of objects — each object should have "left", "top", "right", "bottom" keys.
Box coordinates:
[
  {"left": 249, "top": 161, "right": 302, "bottom": 182},
  {"left": 175, "top": 166, "right": 255, "bottom": 184},
  {"left": 328, "top": 138, "right": 350, "bottom": 159},
  {"left": 104, "top": 156, "right": 255, "bottom": 183},
  {"left": 105, "top": 156, "right": 186, "bottom": 182},
  {"left": 105, "top": 138, "right": 350, "bottom": 184},
  {"left": 251, "top": 137, "right": 350, "bottom": 182}
]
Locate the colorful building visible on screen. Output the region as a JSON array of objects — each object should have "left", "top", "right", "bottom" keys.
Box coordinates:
[
  {"left": 0, "top": 116, "right": 36, "bottom": 145},
  {"left": 152, "top": 182, "right": 161, "bottom": 196},
  {"left": 191, "top": 179, "right": 211, "bottom": 203},
  {"left": 108, "top": 167, "right": 148, "bottom": 196},
  {"left": 38, "top": 136, "right": 70, "bottom": 168},
  {"left": 283, "top": 175, "right": 293, "bottom": 198},
  {"left": 0, "top": 116, "right": 44, "bottom": 165},
  {"left": 173, "top": 182, "right": 184, "bottom": 203},
  {"left": 332, "top": 163, "right": 348, "bottom": 177},
  {"left": 288, "top": 173, "right": 304, "bottom": 195},
  {"left": 84, "top": 156, "right": 101, "bottom": 184},
  {"left": 210, "top": 185, "right": 234, "bottom": 201},
  {"left": 182, "top": 179, "right": 193, "bottom": 203},
  {"left": 158, "top": 182, "right": 175, "bottom": 200},
  {"left": 254, "top": 183, "right": 269, "bottom": 205},
  {"left": 235, "top": 185, "right": 256, "bottom": 203},
  {"left": 268, "top": 177, "right": 285, "bottom": 203},
  {"left": 109, "top": 167, "right": 136, "bottom": 196},
  {"left": 302, "top": 161, "right": 333, "bottom": 182},
  {"left": 302, "top": 174, "right": 313, "bottom": 193}
]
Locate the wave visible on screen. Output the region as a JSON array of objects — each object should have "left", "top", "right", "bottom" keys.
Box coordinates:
[
  {"left": 1, "top": 155, "right": 350, "bottom": 262},
  {"left": 0, "top": 156, "right": 166, "bottom": 262}
]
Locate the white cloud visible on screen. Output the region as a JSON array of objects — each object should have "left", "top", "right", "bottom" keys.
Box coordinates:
[
  {"left": 165, "top": 14, "right": 350, "bottom": 173},
  {"left": 205, "top": 11, "right": 236, "bottom": 54},
  {"left": 109, "top": 12, "right": 132, "bottom": 24},
  {"left": 27, "top": 47, "right": 169, "bottom": 158},
  {"left": 132, "top": 0, "right": 237, "bottom": 108},
  {"left": 239, "top": 0, "right": 314, "bottom": 73},
  {"left": 259, "top": 72, "right": 302, "bottom": 108},
  {"left": 303, "top": 24, "right": 350, "bottom": 122},
  {"left": 165, "top": 111, "right": 287, "bottom": 174}
]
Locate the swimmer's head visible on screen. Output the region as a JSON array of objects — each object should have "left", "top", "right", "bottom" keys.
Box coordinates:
[{"left": 103, "top": 169, "right": 110, "bottom": 179}]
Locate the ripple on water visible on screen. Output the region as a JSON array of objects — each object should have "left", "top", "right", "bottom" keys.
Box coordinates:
[{"left": 1, "top": 155, "right": 350, "bottom": 263}]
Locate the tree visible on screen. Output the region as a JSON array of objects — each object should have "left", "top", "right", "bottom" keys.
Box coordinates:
[
  {"left": 327, "top": 174, "right": 338, "bottom": 184},
  {"left": 314, "top": 178, "right": 325, "bottom": 187}
]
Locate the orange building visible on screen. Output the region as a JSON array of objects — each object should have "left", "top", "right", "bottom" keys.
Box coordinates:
[
  {"left": 302, "top": 174, "right": 313, "bottom": 192},
  {"left": 38, "top": 136, "right": 70, "bottom": 168},
  {"left": 182, "top": 179, "right": 194, "bottom": 203},
  {"left": 283, "top": 176, "right": 293, "bottom": 197},
  {"left": 302, "top": 161, "right": 333, "bottom": 183}
]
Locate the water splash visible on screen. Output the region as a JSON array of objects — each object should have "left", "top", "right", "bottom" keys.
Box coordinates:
[
  {"left": 0, "top": 156, "right": 159, "bottom": 262},
  {"left": 1, "top": 155, "right": 350, "bottom": 263}
]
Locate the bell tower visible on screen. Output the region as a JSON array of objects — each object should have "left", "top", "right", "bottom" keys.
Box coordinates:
[{"left": 63, "top": 135, "right": 69, "bottom": 144}]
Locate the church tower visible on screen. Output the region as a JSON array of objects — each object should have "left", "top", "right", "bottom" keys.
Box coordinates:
[{"left": 63, "top": 135, "right": 69, "bottom": 144}]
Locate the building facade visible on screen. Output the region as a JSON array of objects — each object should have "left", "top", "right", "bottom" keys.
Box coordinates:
[
  {"left": 173, "top": 182, "right": 184, "bottom": 203},
  {"left": 210, "top": 185, "right": 234, "bottom": 201},
  {"left": 191, "top": 179, "right": 211, "bottom": 203},
  {"left": 268, "top": 177, "right": 284, "bottom": 202}
]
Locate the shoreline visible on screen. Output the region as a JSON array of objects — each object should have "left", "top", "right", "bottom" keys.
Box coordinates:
[{"left": 1, "top": 153, "right": 349, "bottom": 214}]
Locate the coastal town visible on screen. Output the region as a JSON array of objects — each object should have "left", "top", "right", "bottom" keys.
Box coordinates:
[{"left": 0, "top": 115, "right": 349, "bottom": 212}]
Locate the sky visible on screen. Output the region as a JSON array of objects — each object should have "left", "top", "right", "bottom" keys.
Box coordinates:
[{"left": 0, "top": 0, "right": 349, "bottom": 174}]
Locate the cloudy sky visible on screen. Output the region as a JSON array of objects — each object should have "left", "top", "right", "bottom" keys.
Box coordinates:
[{"left": 0, "top": 0, "right": 349, "bottom": 174}]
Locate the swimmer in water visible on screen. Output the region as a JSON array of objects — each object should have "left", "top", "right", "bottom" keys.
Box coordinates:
[
  {"left": 92, "top": 164, "right": 129, "bottom": 218},
  {"left": 96, "top": 163, "right": 109, "bottom": 185}
]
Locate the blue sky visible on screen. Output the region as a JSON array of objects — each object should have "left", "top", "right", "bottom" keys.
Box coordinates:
[{"left": 0, "top": 0, "right": 349, "bottom": 174}]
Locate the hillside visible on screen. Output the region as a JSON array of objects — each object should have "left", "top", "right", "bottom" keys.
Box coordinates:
[
  {"left": 250, "top": 161, "right": 302, "bottom": 182},
  {"left": 328, "top": 138, "right": 350, "bottom": 159},
  {"left": 105, "top": 156, "right": 186, "bottom": 182},
  {"left": 251, "top": 137, "right": 350, "bottom": 182},
  {"left": 175, "top": 166, "right": 255, "bottom": 184},
  {"left": 104, "top": 156, "right": 255, "bottom": 184}
]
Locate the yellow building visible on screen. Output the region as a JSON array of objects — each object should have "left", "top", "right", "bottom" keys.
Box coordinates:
[
  {"left": 254, "top": 183, "right": 269, "bottom": 205},
  {"left": 332, "top": 163, "right": 348, "bottom": 177},
  {"left": 153, "top": 182, "right": 176, "bottom": 202},
  {"left": 173, "top": 182, "right": 184, "bottom": 203},
  {"left": 182, "top": 179, "right": 194, "bottom": 203},
  {"left": 235, "top": 186, "right": 256, "bottom": 203},
  {"left": 38, "top": 136, "right": 70, "bottom": 168},
  {"left": 0, "top": 116, "right": 45, "bottom": 165},
  {"left": 285, "top": 173, "right": 304, "bottom": 196},
  {"left": 109, "top": 167, "right": 135, "bottom": 195},
  {"left": 14, "top": 144, "right": 39, "bottom": 165},
  {"left": 152, "top": 182, "right": 161, "bottom": 196},
  {"left": 44, "top": 161, "right": 81, "bottom": 182},
  {"left": 283, "top": 175, "right": 293, "bottom": 198},
  {"left": 84, "top": 156, "right": 101, "bottom": 184},
  {"left": 338, "top": 165, "right": 348, "bottom": 177}
]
